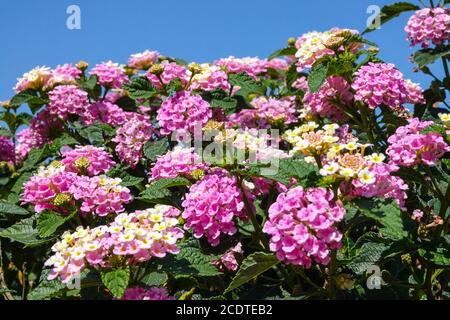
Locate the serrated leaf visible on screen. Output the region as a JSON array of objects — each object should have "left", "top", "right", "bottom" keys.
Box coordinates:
[
  {"left": 228, "top": 73, "right": 264, "bottom": 96},
  {"left": 225, "top": 252, "right": 279, "bottom": 293},
  {"left": 252, "top": 158, "right": 320, "bottom": 187},
  {"left": 363, "top": 2, "right": 420, "bottom": 34},
  {"left": 348, "top": 242, "right": 387, "bottom": 274},
  {"left": 27, "top": 269, "right": 66, "bottom": 300},
  {"left": 268, "top": 47, "right": 297, "bottom": 60},
  {"left": 0, "top": 201, "right": 29, "bottom": 215},
  {"left": 413, "top": 48, "right": 449, "bottom": 68},
  {"left": 140, "top": 271, "right": 168, "bottom": 286},
  {"left": 101, "top": 268, "right": 130, "bottom": 298},
  {"left": 79, "top": 75, "right": 98, "bottom": 91},
  {"left": 9, "top": 90, "right": 47, "bottom": 108},
  {"left": 308, "top": 63, "right": 328, "bottom": 92},
  {"left": 36, "top": 210, "right": 69, "bottom": 238},
  {"left": 143, "top": 137, "right": 169, "bottom": 161},
  {"left": 159, "top": 245, "right": 221, "bottom": 277},
  {"left": 352, "top": 198, "right": 406, "bottom": 240},
  {"left": 123, "top": 76, "right": 157, "bottom": 99},
  {"left": 11, "top": 171, "right": 33, "bottom": 194},
  {"left": 420, "top": 124, "right": 446, "bottom": 136},
  {"left": 139, "top": 177, "right": 190, "bottom": 201},
  {"left": 0, "top": 217, "right": 43, "bottom": 245},
  {"left": 19, "top": 145, "right": 50, "bottom": 172}
]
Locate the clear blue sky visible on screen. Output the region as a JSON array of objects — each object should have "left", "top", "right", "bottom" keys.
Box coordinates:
[{"left": 0, "top": 0, "right": 441, "bottom": 103}]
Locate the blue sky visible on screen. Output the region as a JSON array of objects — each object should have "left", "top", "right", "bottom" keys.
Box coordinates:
[{"left": 0, "top": 0, "right": 441, "bottom": 102}]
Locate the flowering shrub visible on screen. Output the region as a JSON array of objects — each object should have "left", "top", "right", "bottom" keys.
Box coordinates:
[{"left": 0, "top": 1, "right": 450, "bottom": 301}]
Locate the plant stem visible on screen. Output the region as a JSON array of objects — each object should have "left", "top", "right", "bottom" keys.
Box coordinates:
[
  {"left": 237, "top": 176, "right": 270, "bottom": 251},
  {"left": 326, "top": 250, "right": 337, "bottom": 299},
  {"left": 425, "top": 267, "right": 435, "bottom": 300}
]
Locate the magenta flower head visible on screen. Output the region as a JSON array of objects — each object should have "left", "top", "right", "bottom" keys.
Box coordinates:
[
  {"left": 157, "top": 91, "right": 212, "bottom": 136},
  {"left": 128, "top": 50, "right": 160, "bottom": 70},
  {"left": 352, "top": 63, "right": 424, "bottom": 110},
  {"left": 61, "top": 145, "right": 116, "bottom": 176},
  {"left": 150, "top": 147, "right": 208, "bottom": 181},
  {"left": 48, "top": 85, "right": 90, "bottom": 120},
  {"left": 263, "top": 186, "right": 345, "bottom": 268},
  {"left": 386, "top": 118, "right": 450, "bottom": 167},
  {"left": 90, "top": 61, "right": 129, "bottom": 89},
  {"left": 0, "top": 135, "right": 15, "bottom": 163},
  {"left": 112, "top": 113, "right": 154, "bottom": 168},
  {"left": 405, "top": 7, "right": 450, "bottom": 48},
  {"left": 181, "top": 168, "right": 249, "bottom": 246}
]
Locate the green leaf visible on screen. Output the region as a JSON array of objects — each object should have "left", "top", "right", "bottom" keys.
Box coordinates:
[
  {"left": 413, "top": 48, "right": 449, "bottom": 69},
  {"left": 75, "top": 125, "right": 104, "bottom": 146},
  {"left": 0, "top": 217, "right": 44, "bottom": 245},
  {"left": 210, "top": 97, "right": 238, "bottom": 114},
  {"left": 251, "top": 158, "right": 320, "bottom": 187},
  {"left": 348, "top": 242, "right": 387, "bottom": 274},
  {"left": 101, "top": 268, "right": 130, "bottom": 298},
  {"left": 225, "top": 252, "right": 279, "bottom": 293},
  {"left": 139, "top": 177, "right": 190, "bottom": 202},
  {"left": 352, "top": 198, "right": 406, "bottom": 240},
  {"left": 116, "top": 173, "right": 144, "bottom": 187},
  {"left": 9, "top": 89, "right": 47, "bottom": 108},
  {"left": 159, "top": 245, "right": 221, "bottom": 277},
  {"left": 268, "top": 47, "right": 297, "bottom": 60},
  {"left": 140, "top": 271, "right": 168, "bottom": 286},
  {"left": 0, "top": 201, "right": 29, "bottom": 215},
  {"left": 79, "top": 75, "right": 99, "bottom": 91},
  {"left": 363, "top": 2, "right": 420, "bottom": 34},
  {"left": 19, "top": 145, "right": 50, "bottom": 172},
  {"left": 36, "top": 210, "right": 69, "bottom": 238},
  {"left": 143, "top": 137, "right": 169, "bottom": 161},
  {"left": 11, "top": 171, "right": 33, "bottom": 193},
  {"left": 27, "top": 269, "right": 66, "bottom": 300},
  {"left": 308, "top": 63, "right": 329, "bottom": 93},
  {"left": 420, "top": 124, "right": 446, "bottom": 136},
  {"left": 49, "top": 134, "right": 79, "bottom": 153},
  {"left": 228, "top": 73, "right": 265, "bottom": 96},
  {"left": 123, "top": 76, "right": 157, "bottom": 100}
]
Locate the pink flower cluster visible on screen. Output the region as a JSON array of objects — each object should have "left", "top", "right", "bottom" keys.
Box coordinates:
[
  {"left": 44, "top": 205, "right": 184, "bottom": 283},
  {"left": 120, "top": 287, "right": 175, "bottom": 300},
  {"left": 90, "top": 61, "right": 128, "bottom": 89},
  {"left": 47, "top": 85, "right": 90, "bottom": 120},
  {"left": 250, "top": 96, "right": 297, "bottom": 124},
  {"left": 146, "top": 61, "right": 188, "bottom": 89},
  {"left": 22, "top": 165, "right": 78, "bottom": 213},
  {"left": 405, "top": 7, "right": 450, "bottom": 48},
  {"left": 70, "top": 175, "right": 133, "bottom": 216},
  {"left": 214, "top": 56, "right": 268, "bottom": 78},
  {"left": 113, "top": 113, "right": 154, "bottom": 168},
  {"left": 62, "top": 145, "right": 116, "bottom": 176},
  {"left": 303, "top": 76, "right": 352, "bottom": 120},
  {"left": 157, "top": 91, "right": 212, "bottom": 136},
  {"left": 82, "top": 101, "right": 129, "bottom": 127},
  {"left": 0, "top": 136, "right": 15, "bottom": 163},
  {"left": 45, "top": 64, "right": 82, "bottom": 89},
  {"left": 150, "top": 147, "right": 208, "bottom": 181},
  {"left": 386, "top": 118, "right": 449, "bottom": 167},
  {"left": 211, "top": 243, "right": 243, "bottom": 272},
  {"left": 352, "top": 63, "right": 424, "bottom": 110},
  {"left": 263, "top": 187, "right": 345, "bottom": 267},
  {"left": 188, "top": 64, "right": 230, "bottom": 91},
  {"left": 351, "top": 162, "right": 409, "bottom": 210},
  {"left": 181, "top": 168, "right": 248, "bottom": 246},
  {"left": 128, "top": 50, "right": 160, "bottom": 70},
  {"left": 15, "top": 108, "right": 63, "bottom": 161}
]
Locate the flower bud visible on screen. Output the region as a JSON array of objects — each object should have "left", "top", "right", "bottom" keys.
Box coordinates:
[
  {"left": 335, "top": 273, "right": 354, "bottom": 290},
  {"left": 191, "top": 169, "right": 205, "bottom": 181},
  {"left": 74, "top": 156, "right": 90, "bottom": 173},
  {"left": 50, "top": 160, "right": 63, "bottom": 168},
  {"left": 188, "top": 62, "right": 202, "bottom": 75},
  {"left": 52, "top": 193, "right": 72, "bottom": 206},
  {"left": 124, "top": 66, "right": 137, "bottom": 76},
  {"left": 401, "top": 253, "right": 412, "bottom": 266},
  {"left": 287, "top": 37, "right": 296, "bottom": 47},
  {"left": 76, "top": 60, "right": 89, "bottom": 71},
  {"left": 149, "top": 64, "right": 164, "bottom": 76}
]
